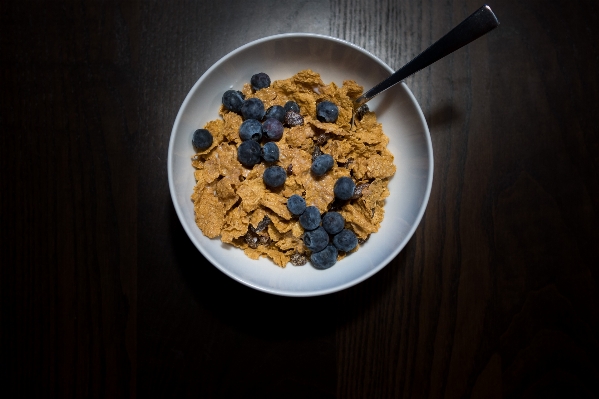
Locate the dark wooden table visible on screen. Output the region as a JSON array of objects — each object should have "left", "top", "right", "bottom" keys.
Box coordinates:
[{"left": 2, "top": 0, "right": 598, "bottom": 397}]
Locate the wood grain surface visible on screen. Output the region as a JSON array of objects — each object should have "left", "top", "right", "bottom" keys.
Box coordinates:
[{"left": 2, "top": 0, "right": 598, "bottom": 398}]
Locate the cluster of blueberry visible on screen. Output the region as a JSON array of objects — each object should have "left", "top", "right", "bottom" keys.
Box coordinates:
[
  {"left": 194, "top": 72, "right": 361, "bottom": 269},
  {"left": 286, "top": 182, "right": 358, "bottom": 269},
  {"left": 194, "top": 73, "right": 341, "bottom": 154},
  {"left": 223, "top": 73, "right": 344, "bottom": 191},
  {"left": 220, "top": 72, "right": 315, "bottom": 188}
]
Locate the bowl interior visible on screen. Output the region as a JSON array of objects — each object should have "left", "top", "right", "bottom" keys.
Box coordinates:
[{"left": 168, "top": 33, "right": 433, "bottom": 296}]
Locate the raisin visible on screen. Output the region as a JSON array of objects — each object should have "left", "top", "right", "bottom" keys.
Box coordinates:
[
  {"left": 290, "top": 252, "right": 309, "bottom": 266},
  {"left": 244, "top": 233, "right": 259, "bottom": 249},
  {"left": 315, "top": 133, "right": 330, "bottom": 146},
  {"left": 284, "top": 111, "right": 304, "bottom": 127},
  {"left": 250, "top": 216, "right": 271, "bottom": 233},
  {"left": 286, "top": 164, "right": 293, "bottom": 175},
  {"left": 312, "top": 145, "right": 323, "bottom": 161},
  {"left": 351, "top": 183, "right": 370, "bottom": 199}
]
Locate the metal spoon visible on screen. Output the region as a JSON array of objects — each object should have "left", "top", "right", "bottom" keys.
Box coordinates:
[{"left": 351, "top": 4, "right": 499, "bottom": 125}]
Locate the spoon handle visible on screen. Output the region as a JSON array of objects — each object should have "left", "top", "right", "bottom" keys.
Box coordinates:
[{"left": 354, "top": 4, "right": 499, "bottom": 107}]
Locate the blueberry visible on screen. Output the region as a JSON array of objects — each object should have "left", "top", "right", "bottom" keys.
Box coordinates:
[
  {"left": 322, "top": 211, "right": 344, "bottom": 235},
  {"left": 261, "top": 142, "right": 279, "bottom": 162},
  {"left": 222, "top": 90, "right": 245, "bottom": 113},
  {"left": 311, "top": 154, "right": 334, "bottom": 176},
  {"left": 263, "top": 166, "right": 287, "bottom": 188},
  {"left": 284, "top": 101, "right": 300, "bottom": 113},
  {"left": 265, "top": 105, "right": 286, "bottom": 122},
  {"left": 262, "top": 118, "right": 284, "bottom": 141},
  {"left": 334, "top": 176, "right": 355, "bottom": 200},
  {"left": 333, "top": 229, "right": 358, "bottom": 252},
  {"left": 299, "top": 206, "right": 321, "bottom": 230},
  {"left": 250, "top": 72, "right": 271, "bottom": 91},
  {"left": 284, "top": 111, "right": 304, "bottom": 127},
  {"left": 239, "top": 119, "right": 262, "bottom": 141},
  {"left": 241, "top": 98, "right": 265, "bottom": 120},
  {"left": 316, "top": 101, "right": 339, "bottom": 123},
  {"left": 237, "top": 140, "right": 262, "bottom": 166},
  {"left": 192, "top": 129, "right": 213, "bottom": 150},
  {"left": 286, "top": 194, "right": 306, "bottom": 216},
  {"left": 311, "top": 245, "right": 338, "bottom": 269},
  {"left": 303, "top": 226, "right": 329, "bottom": 253}
]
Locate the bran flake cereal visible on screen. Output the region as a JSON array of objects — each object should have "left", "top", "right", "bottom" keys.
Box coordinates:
[{"left": 191, "top": 70, "right": 396, "bottom": 267}]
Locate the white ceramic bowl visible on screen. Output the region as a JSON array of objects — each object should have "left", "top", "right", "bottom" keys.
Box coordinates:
[{"left": 168, "top": 33, "right": 433, "bottom": 296}]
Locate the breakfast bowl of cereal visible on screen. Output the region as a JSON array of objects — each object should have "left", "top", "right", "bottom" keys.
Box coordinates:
[{"left": 168, "top": 33, "right": 433, "bottom": 296}]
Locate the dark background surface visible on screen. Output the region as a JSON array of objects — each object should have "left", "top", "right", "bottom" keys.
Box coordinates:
[{"left": 2, "top": 0, "right": 598, "bottom": 397}]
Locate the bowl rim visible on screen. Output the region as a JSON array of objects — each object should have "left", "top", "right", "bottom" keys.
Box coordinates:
[{"left": 167, "top": 32, "right": 434, "bottom": 296}]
